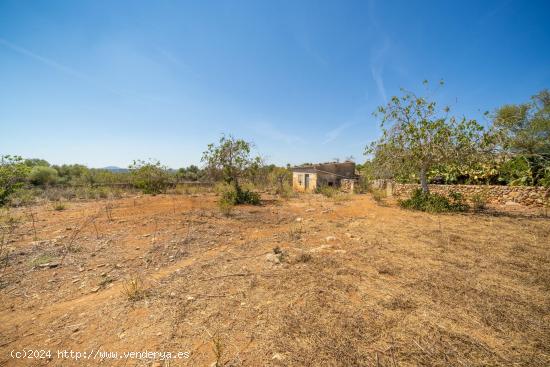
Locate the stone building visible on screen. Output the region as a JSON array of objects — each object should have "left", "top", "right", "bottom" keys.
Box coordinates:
[{"left": 291, "top": 161, "right": 357, "bottom": 193}]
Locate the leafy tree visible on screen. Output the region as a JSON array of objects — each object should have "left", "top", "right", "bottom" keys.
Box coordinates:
[
  {"left": 490, "top": 89, "right": 550, "bottom": 185},
  {"left": 129, "top": 159, "right": 170, "bottom": 194},
  {"left": 53, "top": 164, "right": 90, "bottom": 185},
  {"left": 366, "top": 82, "right": 488, "bottom": 193},
  {"left": 0, "top": 155, "right": 31, "bottom": 205},
  {"left": 176, "top": 165, "right": 203, "bottom": 181},
  {"left": 29, "top": 166, "right": 58, "bottom": 186},
  {"left": 202, "top": 135, "right": 258, "bottom": 190},
  {"left": 491, "top": 89, "right": 550, "bottom": 155},
  {"left": 202, "top": 135, "right": 261, "bottom": 204},
  {"left": 24, "top": 158, "right": 50, "bottom": 167}
]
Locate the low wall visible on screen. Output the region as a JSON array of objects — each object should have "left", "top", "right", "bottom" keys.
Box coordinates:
[
  {"left": 391, "top": 183, "right": 548, "bottom": 207},
  {"left": 340, "top": 179, "right": 356, "bottom": 193}
]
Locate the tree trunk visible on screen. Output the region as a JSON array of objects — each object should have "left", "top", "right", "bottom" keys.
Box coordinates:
[{"left": 419, "top": 166, "right": 429, "bottom": 194}]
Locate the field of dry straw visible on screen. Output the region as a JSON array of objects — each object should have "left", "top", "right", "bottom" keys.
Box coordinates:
[{"left": 0, "top": 192, "right": 548, "bottom": 366}]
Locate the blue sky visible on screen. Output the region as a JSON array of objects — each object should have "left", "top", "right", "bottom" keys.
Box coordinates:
[{"left": 1, "top": 0, "right": 549, "bottom": 168}]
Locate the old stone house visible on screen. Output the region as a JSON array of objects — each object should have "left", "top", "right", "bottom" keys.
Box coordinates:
[{"left": 291, "top": 161, "right": 357, "bottom": 193}]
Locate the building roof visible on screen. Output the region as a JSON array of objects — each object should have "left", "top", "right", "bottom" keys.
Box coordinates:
[{"left": 291, "top": 161, "right": 356, "bottom": 178}]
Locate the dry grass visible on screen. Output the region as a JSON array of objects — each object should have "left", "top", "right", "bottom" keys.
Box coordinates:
[
  {"left": 0, "top": 194, "right": 548, "bottom": 366},
  {"left": 121, "top": 275, "right": 147, "bottom": 301}
]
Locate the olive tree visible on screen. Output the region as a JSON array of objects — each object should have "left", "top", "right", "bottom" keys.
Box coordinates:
[{"left": 366, "top": 82, "right": 488, "bottom": 193}]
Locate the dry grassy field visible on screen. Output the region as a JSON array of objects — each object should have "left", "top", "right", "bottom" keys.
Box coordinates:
[{"left": 1, "top": 193, "right": 549, "bottom": 366}]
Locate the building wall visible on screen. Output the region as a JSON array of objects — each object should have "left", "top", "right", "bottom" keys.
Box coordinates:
[
  {"left": 316, "top": 172, "right": 340, "bottom": 187},
  {"left": 292, "top": 172, "right": 317, "bottom": 193}
]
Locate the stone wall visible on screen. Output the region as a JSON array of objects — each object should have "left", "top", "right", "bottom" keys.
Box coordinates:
[
  {"left": 340, "top": 179, "right": 356, "bottom": 193},
  {"left": 391, "top": 183, "right": 549, "bottom": 207}
]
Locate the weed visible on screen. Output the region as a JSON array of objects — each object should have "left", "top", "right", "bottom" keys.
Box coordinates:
[
  {"left": 53, "top": 202, "right": 67, "bottom": 211},
  {"left": 542, "top": 193, "right": 549, "bottom": 217},
  {"left": 333, "top": 193, "right": 352, "bottom": 202},
  {"left": 276, "top": 182, "right": 295, "bottom": 199},
  {"left": 122, "top": 275, "right": 147, "bottom": 301},
  {"left": 211, "top": 331, "right": 226, "bottom": 367},
  {"left": 273, "top": 246, "right": 287, "bottom": 262},
  {"left": 370, "top": 188, "right": 386, "bottom": 205},
  {"left": 383, "top": 295, "right": 416, "bottom": 310},
  {"left": 31, "top": 254, "right": 55, "bottom": 267},
  {"left": 59, "top": 215, "right": 95, "bottom": 265},
  {"left": 26, "top": 209, "right": 38, "bottom": 239},
  {"left": 105, "top": 203, "right": 114, "bottom": 221},
  {"left": 1, "top": 212, "right": 21, "bottom": 277},
  {"left": 218, "top": 197, "right": 234, "bottom": 216},
  {"left": 317, "top": 185, "right": 351, "bottom": 202},
  {"left": 288, "top": 223, "right": 304, "bottom": 240},
  {"left": 377, "top": 264, "right": 399, "bottom": 276},
  {"left": 98, "top": 276, "right": 114, "bottom": 288},
  {"left": 295, "top": 252, "right": 312, "bottom": 263},
  {"left": 317, "top": 185, "right": 338, "bottom": 198},
  {"left": 471, "top": 192, "right": 487, "bottom": 212}
]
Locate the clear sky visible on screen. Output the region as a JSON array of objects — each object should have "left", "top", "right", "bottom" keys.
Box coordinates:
[{"left": 1, "top": 0, "right": 549, "bottom": 168}]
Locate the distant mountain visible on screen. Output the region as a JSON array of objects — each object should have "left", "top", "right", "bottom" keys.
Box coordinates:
[{"left": 102, "top": 166, "right": 129, "bottom": 173}]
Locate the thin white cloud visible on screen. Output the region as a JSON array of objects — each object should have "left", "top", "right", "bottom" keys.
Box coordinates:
[
  {"left": 370, "top": 64, "right": 387, "bottom": 103},
  {"left": 366, "top": 0, "right": 392, "bottom": 104},
  {"left": 250, "top": 122, "right": 304, "bottom": 144},
  {"left": 0, "top": 37, "right": 159, "bottom": 101},
  {"left": 0, "top": 37, "right": 94, "bottom": 82},
  {"left": 369, "top": 36, "right": 391, "bottom": 103},
  {"left": 324, "top": 121, "right": 356, "bottom": 144}
]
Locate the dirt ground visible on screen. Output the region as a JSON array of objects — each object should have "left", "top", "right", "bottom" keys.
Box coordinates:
[{"left": 1, "top": 193, "right": 549, "bottom": 366}]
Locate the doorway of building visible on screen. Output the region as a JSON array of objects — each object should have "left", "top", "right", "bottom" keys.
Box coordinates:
[{"left": 304, "top": 174, "right": 310, "bottom": 190}]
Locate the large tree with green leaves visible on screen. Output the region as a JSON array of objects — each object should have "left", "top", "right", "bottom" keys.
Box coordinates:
[
  {"left": 490, "top": 89, "right": 550, "bottom": 185},
  {"left": 491, "top": 89, "right": 550, "bottom": 155},
  {"left": 366, "top": 82, "right": 489, "bottom": 193},
  {"left": 201, "top": 135, "right": 260, "bottom": 190}
]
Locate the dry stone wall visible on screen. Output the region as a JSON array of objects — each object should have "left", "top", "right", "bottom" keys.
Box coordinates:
[
  {"left": 392, "top": 183, "right": 549, "bottom": 207},
  {"left": 340, "top": 179, "right": 356, "bottom": 193}
]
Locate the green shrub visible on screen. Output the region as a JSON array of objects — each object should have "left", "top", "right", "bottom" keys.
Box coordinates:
[
  {"left": 399, "top": 189, "right": 469, "bottom": 213},
  {"left": 217, "top": 183, "right": 260, "bottom": 206},
  {"left": 448, "top": 191, "right": 469, "bottom": 211},
  {"left": 0, "top": 155, "right": 31, "bottom": 206},
  {"left": 29, "top": 166, "right": 58, "bottom": 186},
  {"left": 129, "top": 159, "right": 170, "bottom": 194},
  {"left": 235, "top": 186, "right": 260, "bottom": 205},
  {"left": 218, "top": 197, "right": 234, "bottom": 216},
  {"left": 6, "top": 187, "right": 36, "bottom": 207}
]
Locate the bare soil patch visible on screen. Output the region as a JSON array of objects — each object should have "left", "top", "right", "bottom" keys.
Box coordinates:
[{"left": 1, "top": 194, "right": 549, "bottom": 366}]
